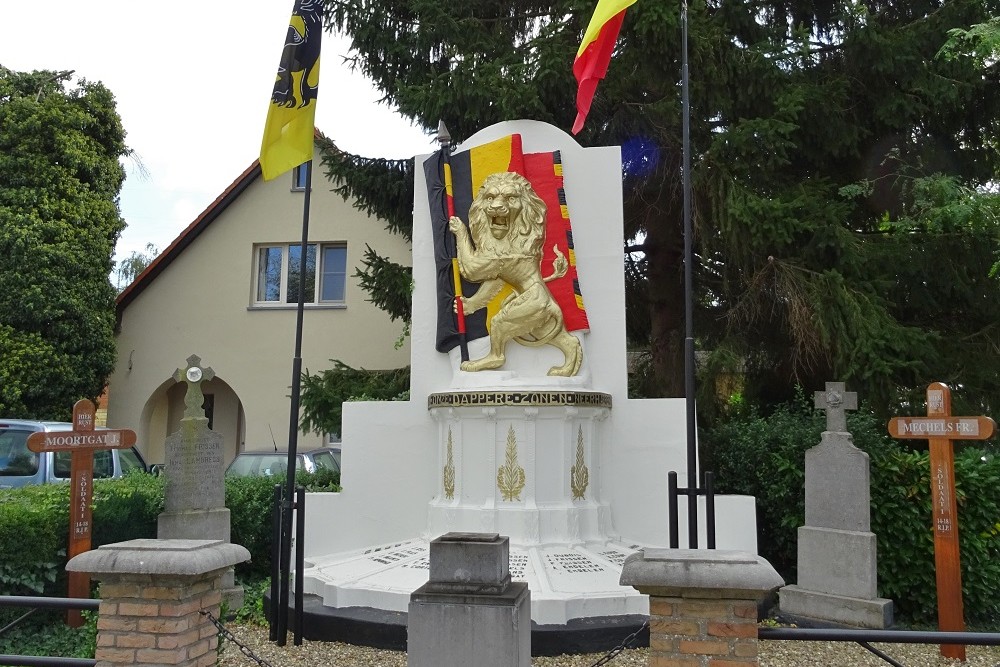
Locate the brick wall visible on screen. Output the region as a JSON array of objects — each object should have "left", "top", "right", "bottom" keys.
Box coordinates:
[
  {"left": 648, "top": 596, "right": 759, "bottom": 667},
  {"left": 94, "top": 574, "right": 222, "bottom": 667}
]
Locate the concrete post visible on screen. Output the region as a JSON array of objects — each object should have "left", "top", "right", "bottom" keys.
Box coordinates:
[
  {"left": 67, "top": 539, "right": 250, "bottom": 667},
  {"left": 408, "top": 533, "right": 530, "bottom": 667},
  {"left": 620, "top": 549, "right": 784, "bottom": 667}
]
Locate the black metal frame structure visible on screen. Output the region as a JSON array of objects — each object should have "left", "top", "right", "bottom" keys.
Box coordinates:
[{"left": 0, "top": 596, "right": 99, "bottom": 667}]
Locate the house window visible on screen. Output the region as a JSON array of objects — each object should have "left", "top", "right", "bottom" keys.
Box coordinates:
[
  {"left": 292, "top": 165, "right": 309, "bottom": 191},
  {"left": 253, "top": 243, "right": 348, "bottom": 306}
]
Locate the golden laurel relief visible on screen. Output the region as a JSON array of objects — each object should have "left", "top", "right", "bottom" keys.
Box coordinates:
[
  {"left": 571, "top": 425, "right": 589, "bottom": 500},
  {"left": 497, "top": 425, "right": 526, "bottom": 502},
  {"left": 449, "top": 172, "right": 583, "bottom": 377},
  {"left": 443, "top": 427, "right": 456, "bottom": 500}
]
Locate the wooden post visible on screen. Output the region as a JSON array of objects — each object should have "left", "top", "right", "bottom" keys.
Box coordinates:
[
  {"left": 888, "top": 382, "right": 996, "bottom": 661},
  {"left": 26, "top": 399, "right": 137, "bottom": 626}
]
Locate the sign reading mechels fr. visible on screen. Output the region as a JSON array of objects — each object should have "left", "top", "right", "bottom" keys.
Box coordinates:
[
  {"left": 27, "top": 399, "right": 137, "bottom": 627},
  {"left": 888, "top": 383, "right": 996, "bottom": 661}
]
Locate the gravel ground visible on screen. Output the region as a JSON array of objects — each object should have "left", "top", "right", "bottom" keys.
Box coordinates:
[{"left": 215, "top": 623, "right": 1000, "bottom": 667}]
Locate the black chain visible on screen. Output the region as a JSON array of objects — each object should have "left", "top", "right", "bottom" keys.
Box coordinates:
[
  {"left": 589, "top": 620, "right": 649, "bottom": 667},
  {"left": 200, "top": 610, "right": 277, "bottom": 667},
  {"left": 199, "top": 607, "right": 645, "bottom": 667}
]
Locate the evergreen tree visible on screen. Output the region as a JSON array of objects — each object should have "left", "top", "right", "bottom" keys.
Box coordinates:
[
  {"left": 316, "top": 0, "right": 1000, "bottom": 418},
  {"left": 0, "top": 67, "right": 129, "bottom": 419}
]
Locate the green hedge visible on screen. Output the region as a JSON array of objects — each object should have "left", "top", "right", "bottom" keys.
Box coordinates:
[
  {"left": 704, "top": 391, "right": 1000, "bottom": 626},
  {"left": 0, "top": 470, "right": 339, "bottom": 595}
]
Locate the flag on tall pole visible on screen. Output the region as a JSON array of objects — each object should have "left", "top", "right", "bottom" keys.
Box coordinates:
[
  {"left": 572, "top": 0, "right": 637, "bottom": 134},
  {"left": 260, "top": 0, "right": 322, "bottom": 180}
]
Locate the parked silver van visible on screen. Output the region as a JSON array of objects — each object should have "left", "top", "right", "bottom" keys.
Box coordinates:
[{"left": 0, "top": 419, "right": 147, "bottom": 489}]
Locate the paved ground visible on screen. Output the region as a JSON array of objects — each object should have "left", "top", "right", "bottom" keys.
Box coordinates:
[{"left": 216, "top": 623, "right": 1000, "bottom": 667}]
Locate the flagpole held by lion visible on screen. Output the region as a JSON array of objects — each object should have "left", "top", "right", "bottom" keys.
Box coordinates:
[{"left": 448, "top": 171, "right": 584, "bottom": 377}]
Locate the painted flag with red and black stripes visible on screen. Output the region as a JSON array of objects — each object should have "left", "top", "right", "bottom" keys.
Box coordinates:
[{"left": 423, "top": 134, "right": 589, "bottom": 354}]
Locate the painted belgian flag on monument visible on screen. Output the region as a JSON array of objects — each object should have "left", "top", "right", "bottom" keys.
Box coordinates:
[{"left": 423, "top": 134, "right": 590, "bottom": 354}]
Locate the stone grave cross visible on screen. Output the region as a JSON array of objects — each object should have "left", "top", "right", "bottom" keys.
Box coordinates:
[
  {"left": 815, "top": 382, "right": 857, "bottom": 432},
  {"left": 888, "top": 382, "right": 996, "bottom": 660},
  {"left": 175, "top": 354, "right": 215, "bottom": 419}
]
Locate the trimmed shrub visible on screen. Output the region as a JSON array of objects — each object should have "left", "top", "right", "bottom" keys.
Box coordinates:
[{"left": 704, "top": 392, "right": 1000, "bottom": 626}]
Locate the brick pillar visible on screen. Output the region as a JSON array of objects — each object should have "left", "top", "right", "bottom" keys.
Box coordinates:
[
  {"left": 67, "top": 539, "right": 250, "bottom": 667},
  {"left": 620, "top": 549, "right": 784, "bottom": 667}
]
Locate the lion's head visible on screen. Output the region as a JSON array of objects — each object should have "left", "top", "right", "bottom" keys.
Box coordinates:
[{"left": 468, "top": 172, "right": 547, "bottom": 256}]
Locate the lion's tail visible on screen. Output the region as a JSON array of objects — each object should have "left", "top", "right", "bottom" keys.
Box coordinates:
[{"left": 542, "top": 245, "right": 569, "bottom": 283}]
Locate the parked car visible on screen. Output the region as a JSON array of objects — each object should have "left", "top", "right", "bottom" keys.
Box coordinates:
[
  {"left": 225, "top": 447, "right": 341, "bottom": 478},
  {"left": 0, "top": 419, "right": 148, "bottom": 489}
]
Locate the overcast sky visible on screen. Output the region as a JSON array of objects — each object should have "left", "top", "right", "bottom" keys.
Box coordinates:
[{"left": 0, "top": 1, "right": 436, "bottom": 263}]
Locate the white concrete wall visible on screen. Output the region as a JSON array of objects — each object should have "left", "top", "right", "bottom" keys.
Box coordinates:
[{"left": 302, "top": 121, "right": 757, "bottom": 557}]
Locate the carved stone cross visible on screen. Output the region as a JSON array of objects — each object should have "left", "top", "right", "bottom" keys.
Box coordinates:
[
  {"left": 814, "top": 381, "right": 857, "bottom": 432},
  {"left": 175, "top": 354, "right": 215, "bottom": 419}
]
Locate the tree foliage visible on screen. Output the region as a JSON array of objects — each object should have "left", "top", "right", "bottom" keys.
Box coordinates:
[
  {"left": 314, "top": 0, "right": 1000, "bottom": 421},
  {"left": 299, "top": 361, "right": 410, "bottom": 437},
  {"left": 113, "top": 242, "right": 158, "bottom": 293},
  {"left": 0, "top": 67, "right": 129, "bottom": 419}
]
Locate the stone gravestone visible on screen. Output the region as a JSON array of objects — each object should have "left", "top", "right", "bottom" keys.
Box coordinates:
[
  {"left": 157, "top": 354, "right": 242, "bottom": 607},
  {"left": 779, "top": 382, "right": 892, "bottom": 628}
]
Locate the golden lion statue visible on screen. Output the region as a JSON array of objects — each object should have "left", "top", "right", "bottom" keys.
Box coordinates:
[{"left": 448, "top": 171, "right": 583, "bottom": 376}]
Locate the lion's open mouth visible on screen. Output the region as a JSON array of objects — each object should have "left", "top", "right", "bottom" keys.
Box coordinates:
[{"left": 490, "top": 215, "right": 510, "bottom": 234}]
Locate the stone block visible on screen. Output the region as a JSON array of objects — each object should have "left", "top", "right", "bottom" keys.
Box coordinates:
[
  {"left": 158, "top": 508, "right": 231, "bottom": 542},
  {"left": 796, "top": 526, "right": 878, "bottom": 599},
  {"left": 619, "top": 549, "right": 784, "bottom": 600},
  {"left": 427, "top": 532, "right": 510, "bottom": 594},
  {"left": 779, "top": 585, "right": 893, "bottom": 628},
  {"left": 804, "top": 433, "right": 870, "bottom": 532},
  {"left": 407, "top": 581, "right": 530, "bottom": 667}
]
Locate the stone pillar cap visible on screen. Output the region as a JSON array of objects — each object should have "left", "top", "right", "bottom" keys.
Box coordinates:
[
  {"left": 67, "top": 539, "right": 250, "bottom": 577},
  {"left": 620, "top": 549, "right": 784, "bottom": 600}
]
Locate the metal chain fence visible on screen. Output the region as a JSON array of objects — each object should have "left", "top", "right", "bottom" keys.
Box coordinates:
[
  {"left": 201, "top": 610, "right": 276, "bottom": 667},
  {"left": 588, "top": 620, "right": 649, "bottom": 667},
  {"left": 203, "top": 609, "right": 646, "bottom": 667}
]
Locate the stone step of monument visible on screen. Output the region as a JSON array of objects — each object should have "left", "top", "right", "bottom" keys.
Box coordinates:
[
  {"left": 293, "top": 537, "right": 650, "bottom": 655},
  {"left": 300, "top": 538, "right": 647, "bottom": 620}
]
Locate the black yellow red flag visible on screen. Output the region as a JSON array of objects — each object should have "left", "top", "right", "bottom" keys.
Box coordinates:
[
  {"left": 423, "top": 134, "right": 590, "bottom": 353},
  {"left": 260, "top": 0, "right": 322, "bottom": 181}
]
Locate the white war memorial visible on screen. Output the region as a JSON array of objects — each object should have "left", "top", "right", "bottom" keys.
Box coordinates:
[{"left": 297, "top": 120, "right": 758, "bottom": 650}]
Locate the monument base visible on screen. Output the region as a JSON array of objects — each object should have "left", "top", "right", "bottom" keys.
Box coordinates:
[
  {"left": 778, "top": 584, "right": 893, "bottom": 628},
  {"left": 158, "top": 508, "right": 242, "bottom": 610},
  {"left": 297, "top": 536, "right": 650, "bottom": 654},
  {"left": 271, "top": 592, "right": 649, "bottom": 656}
]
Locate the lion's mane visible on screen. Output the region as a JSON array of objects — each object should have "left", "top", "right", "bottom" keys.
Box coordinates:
[{"left": 468, "top": 172, "right": 548, "bottom": 257}]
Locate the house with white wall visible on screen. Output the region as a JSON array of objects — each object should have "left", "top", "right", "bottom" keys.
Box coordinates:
[{"left": 107, "top": 143, "right": 411, "bottom": 466}]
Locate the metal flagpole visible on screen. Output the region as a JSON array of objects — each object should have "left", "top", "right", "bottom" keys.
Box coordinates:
[
  {"left": 277, "top": 159, "right": 313, "bottom": 645},
  {"left": 680, "top": 0, "right": 699, "bottom": 547}
]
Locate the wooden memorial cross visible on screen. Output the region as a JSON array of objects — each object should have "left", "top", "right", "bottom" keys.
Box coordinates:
[
  {"left": 26, "top": 399, "right": 137, "bottom": 626},
  {"left": 888, "top": 382, "right": 996, "bottom": 660}
]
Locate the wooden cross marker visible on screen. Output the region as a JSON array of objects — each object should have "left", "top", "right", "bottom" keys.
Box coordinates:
[
  {"left": 26, "top": 399, "right": 137, "bottom": 626},
  {"left": 815, "top": 382, "right": 857, "bottom": 432},
  {"left": 888, "top": 382, "right": 996, "bottom": 661}
]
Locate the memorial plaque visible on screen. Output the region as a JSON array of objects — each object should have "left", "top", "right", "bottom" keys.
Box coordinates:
[{"left": 163, "top": 425, "right": 225, "bottom": 511}]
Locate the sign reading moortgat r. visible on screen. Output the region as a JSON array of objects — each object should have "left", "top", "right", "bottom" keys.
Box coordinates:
[{"left": 26, "top": 399, "right": 136, "bottom": 626}]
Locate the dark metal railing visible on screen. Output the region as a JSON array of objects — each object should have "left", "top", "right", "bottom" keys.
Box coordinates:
[
  {"left": 667, "top": 470, "right": 716, "bottom": 549},
  {"left": 0, "top": 596, "right": 99, "bottom": 667},
  {"left": 759, "top": 626, "right": 1000, "bottom": 667},
  {"left": 269, "top": 483, "right": 305, "bottom": 646}
]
